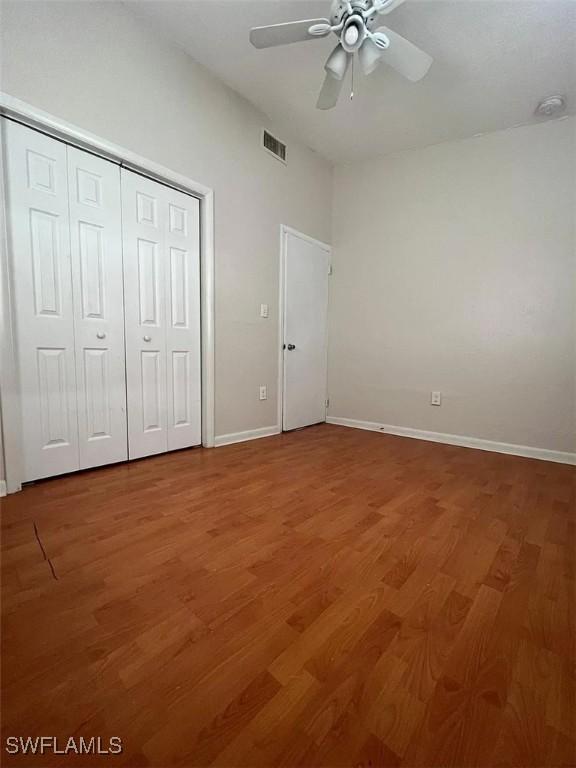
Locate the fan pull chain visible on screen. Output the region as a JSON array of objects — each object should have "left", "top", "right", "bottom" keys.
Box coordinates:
[{"left": 350, "top": 55, "right": 355, "bottom": 100}]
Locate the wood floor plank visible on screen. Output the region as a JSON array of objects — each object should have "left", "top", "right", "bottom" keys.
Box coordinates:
[
  {"left": 404, "top": 673, "right": 503, "bottom": 767},
  {"left": 1, "top": 424, "right": 574, "bottom": 767}
]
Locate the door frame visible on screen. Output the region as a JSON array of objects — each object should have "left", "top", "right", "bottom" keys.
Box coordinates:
[
  {"left": 0, "top": 93, "right": 215, "bottom": 493},
  {"left": 277, "top": 224, "right": 331, "bottom": 432}
]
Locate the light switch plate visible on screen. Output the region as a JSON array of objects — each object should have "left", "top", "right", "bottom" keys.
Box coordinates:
[
  {"left": 259, "top": 385, "right": 267, "bottom": 401},
  {"left": 430, "top": 391, "right": 442, "bottom": 406},
  {"left": 260, "top": 303, "right": 269, "bottom": 318}
]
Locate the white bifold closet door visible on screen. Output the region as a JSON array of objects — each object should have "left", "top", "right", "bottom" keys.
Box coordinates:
[
  {"left": 3, "top": 120, "right": 127, "bottom": 481},
  {"left": 121, "top": 169, "right": 201, "bottom": 460},
  {"left": 67, "top": 145, "right": 127, "bottom": 470}
]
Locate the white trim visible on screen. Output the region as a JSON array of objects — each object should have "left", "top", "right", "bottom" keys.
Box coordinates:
[
  {"left": 281, "top": 225, "right": 332, "bottom": 254},
  {"left": 326, "top": 417, "right": 576, "bottom": 466},
  {"left": 0, "top": 118, "right": 24, "bottom": 493},
  {"left": 0, "top": 480, "right": 7, "bottom": 498},
  {"left": 0, "top": 94, "right": 213, "bottom": 198},
  {"left": 277, "top": 228, "right": 286, "bottom": 432},
  {"left": 278, "top": 225, "right": 331, "bottom": 432},
  {"left": 200, "top": 191, "right": 216, "bottom": 450},
  {"left": 0, "top": 94, "right": 216, "bottom": 492},
  {"left": 214, "top": 425, "right": 281, "bottom": 447}
]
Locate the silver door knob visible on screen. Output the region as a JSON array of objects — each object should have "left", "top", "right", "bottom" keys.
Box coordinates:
[
  {"left": 96, "top": 332, "right": 106, "bottom": 339},
  {"left": 143, "top": 335, "right": 152, "bottom": 342},
  {"left": 287, "top": 343, "right": 296, "bottom": 351}
]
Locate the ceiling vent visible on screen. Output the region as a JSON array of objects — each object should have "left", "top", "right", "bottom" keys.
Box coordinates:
[{"left": 262, "top": 130, "right": 287, "bottom": 164}]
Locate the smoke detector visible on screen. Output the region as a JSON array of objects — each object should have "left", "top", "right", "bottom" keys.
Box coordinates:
[{"left": 535, "top": 95, "right": 566, "bottom": 118}]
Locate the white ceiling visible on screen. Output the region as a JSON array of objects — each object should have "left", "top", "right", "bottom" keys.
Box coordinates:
[{"left": 126, "top": 0, "right": 576, "bottom": 163}]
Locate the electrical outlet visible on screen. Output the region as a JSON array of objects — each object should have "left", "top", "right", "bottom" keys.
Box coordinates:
[
  {"left": 430, "top": 391, "right": 442, "bottom": 406},
  {"left": 260, "top": 303, "right": 269, "bottom": 318},
  {"left": 259, "top": 385, "right": 267, "bottom": 401}
]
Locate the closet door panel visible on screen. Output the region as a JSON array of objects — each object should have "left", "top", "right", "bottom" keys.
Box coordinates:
[
  {"left": 121, "top": 170, "right": 201, "bottom": 459},
  {"left": 67, "top": 146, "right": 127, "bottom": 469},
  {"left": 121, "top": 171, "right": 168, "bottom": 459},
  {"left": 3, "top": 119, "right": 79, "bottom": 480},
  {"left": 165, "top": 190, "right": 201, "bottom": 451}
]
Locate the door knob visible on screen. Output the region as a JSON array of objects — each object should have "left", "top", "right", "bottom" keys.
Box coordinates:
[
  {"left": 143, "top": 335, "right": 152, "bottom": 342},
  {"left": 287, "top": 343, "right": 296, "bottom": 351},
  {"left": 96, "top": 331, "right": 106, "bottom": 340}
]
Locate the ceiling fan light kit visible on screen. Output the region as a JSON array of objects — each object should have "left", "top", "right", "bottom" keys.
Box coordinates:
[
  {"left": 358, "top": 38, "right": 382, "bottom": 75},
  {"left": 325, "top": 44, "right": 350, "bottom": 80},
  {"left": 250, "top": 0, "right": 433, "bottom": 110},
  {"left": 340, "top": 15, "right": 366, "bottom": 52}
]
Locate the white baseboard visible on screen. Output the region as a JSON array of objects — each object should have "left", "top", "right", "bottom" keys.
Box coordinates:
[
  {"left": 214, "top": 425, "right": 281, "bottom": 448},
  {"left": 0, "top": 480, "right": 6, "bottom": 497},
  {"left": 326, "top": 417, "right": 576, "bottom": 466}
]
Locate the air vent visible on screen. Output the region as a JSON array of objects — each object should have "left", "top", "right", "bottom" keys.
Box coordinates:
[{"left": 262, "top": 130, "right": 287, "bottom": 164}]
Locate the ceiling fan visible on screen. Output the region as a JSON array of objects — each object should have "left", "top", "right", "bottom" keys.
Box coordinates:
[{"left": 250, "top": 0, "right": 433, "bottom": 110}]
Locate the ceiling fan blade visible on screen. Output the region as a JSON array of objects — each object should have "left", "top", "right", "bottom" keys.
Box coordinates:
[
  {"left": 376, "top": 25, "right": 433, "bottom": 81},
  {"left": 374, "top": 0, "right": 408, "bottom": 15},
  {"left": 317, "top": 72, "right": 346, "bottom": 110},
  {"left": 250, "top": 18, "right": 331, "bottom": 49}
]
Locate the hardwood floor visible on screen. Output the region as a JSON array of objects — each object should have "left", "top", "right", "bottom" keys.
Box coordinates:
[{"left": 1, "top": 424, "right": 574, "bottom": 767}]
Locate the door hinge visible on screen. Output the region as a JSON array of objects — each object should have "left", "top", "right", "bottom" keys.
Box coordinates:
[
  {"left": 328, "top": 265, "right": 333, "bottom": 276},
  {"left": 325, "top": 398, "right": 330, "bottom": 408}
]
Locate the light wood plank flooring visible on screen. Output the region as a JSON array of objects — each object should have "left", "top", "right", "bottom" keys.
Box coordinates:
[{"left": 1, "top": 424, "right": 575, "bottom": 767}]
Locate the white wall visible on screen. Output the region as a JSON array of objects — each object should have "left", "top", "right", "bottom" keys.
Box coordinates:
[
  {"left": 0, "top": 0, "right": 332, "bottom": 440},
  {"left": 329, "top": 117, "right": 576, "bottom": 454}
]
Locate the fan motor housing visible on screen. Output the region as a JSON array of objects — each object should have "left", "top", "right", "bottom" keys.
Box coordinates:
[{"left": 330, "top": 0, "right": 378, "bottom": 29}]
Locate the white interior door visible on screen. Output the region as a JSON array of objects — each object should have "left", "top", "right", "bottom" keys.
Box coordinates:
[
  {"left": 282, "top": 229, "right": 330, "bottom": 432},
  {"left": 121, "top": 170, "right": 201, "bottom": 460},
  {"left": 3, "top": 119, "right": 79, "bottom": 480},
  {"left": 67, "top": 146, "right": 127, "bottom": 469}
]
